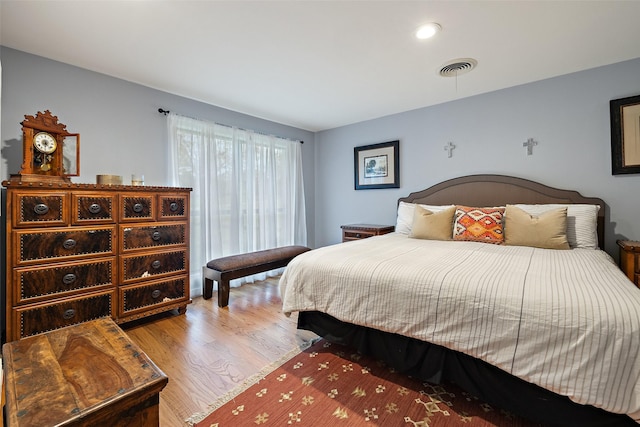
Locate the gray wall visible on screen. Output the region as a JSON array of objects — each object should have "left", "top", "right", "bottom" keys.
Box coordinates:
[
  {"left": 2, "top": 46, "right": 640, "bottom": 259},
  {"left": 0, "top": 46, "right": 316, "bottom": 246},
  {"left": 314, "top": 57, "right": 640, "bottom": 257}
]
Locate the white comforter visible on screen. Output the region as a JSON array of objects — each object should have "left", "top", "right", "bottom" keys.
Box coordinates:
[{"left": 280, "top": 233, "right": 640, "bottom": 421}]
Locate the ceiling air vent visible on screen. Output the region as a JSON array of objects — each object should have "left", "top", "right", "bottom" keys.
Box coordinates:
[{"left": 439, "top": 58, "right": 477, "bottom": 77}]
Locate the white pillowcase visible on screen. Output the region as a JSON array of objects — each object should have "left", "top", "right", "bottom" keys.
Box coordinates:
[
  {"left": 513, "top": 204, "right": 600, "bottom": 249},
  {"left": 396, "top": 201, "right": 455, "bottom": 235}
]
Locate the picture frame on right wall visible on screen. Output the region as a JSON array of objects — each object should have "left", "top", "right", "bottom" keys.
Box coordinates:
[{"left": 610, "top": 94, "right": 640, "bottom": 175}]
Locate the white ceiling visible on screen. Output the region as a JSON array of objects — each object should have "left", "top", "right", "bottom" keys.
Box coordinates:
[{"left": 2, "top": 1, "right": 640, "bottom": 132}]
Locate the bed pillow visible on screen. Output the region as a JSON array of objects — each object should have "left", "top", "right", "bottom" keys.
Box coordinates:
[
  {"left": 409, "top": 206, "right": 456, "bottom": 240},
  {"left": 513, "top": 204, "right": 599, "bottom": 249},
  {"left": 505, "top": 205, "right": 570, "bottom": 250},
  {"left": 396, "top": 202, "right": 455, "bottom": 235},
  {"left": 453, "top": 206, "right": 505, "bottom": 244}
]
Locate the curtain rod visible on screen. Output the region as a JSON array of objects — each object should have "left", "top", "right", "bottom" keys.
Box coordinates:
[{"left": 158, "top": 108, "right": 303, "bottom": 144}]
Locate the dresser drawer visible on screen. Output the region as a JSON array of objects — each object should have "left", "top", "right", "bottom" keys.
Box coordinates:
[
  {"left": 16, "top": 226, "right": 116, "bottom": 265},
  {"left": 159, "top": 195, "right": 189, "bottom": 220},
  {"left": 120, "top": 194, "right": 155, "bottom": 222},
  {"left": 14, "top": 258, "right": 115, "bottom": 304},
  {"left": 343, "top": 229, "right": 377, "bottom": 240},
  {"left": 119, "top": 276, "right": 188, "bottom": 317},
  {"left": 13, "top": 191, "right": 67, "bottom": 228},
  {"left": 121, "top": 249, "right": 187, "bottom": 283},
  {"left": 340, "top": 224, "right": 395, "bottom": 242},
  {"left": 72, "top": 193, "right": 116, "bottom": 224},
  {"left": 11, "top": 290, "right": 115, "bottom": 340},
  {"left": 121, "top": 223, "right": 187, "bottom": 251}
]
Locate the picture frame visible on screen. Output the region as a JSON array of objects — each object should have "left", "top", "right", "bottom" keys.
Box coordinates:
[
  {"left": 354, "top": 140, "right": 399, "bottom": 190},
  {"left": 610, "top": 94, "right": 640, "bottom": 175}
]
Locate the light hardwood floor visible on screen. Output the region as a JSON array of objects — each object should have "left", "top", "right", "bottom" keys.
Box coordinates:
[{"left": 123, "top": 277, "right": 317, "bottom": 426}]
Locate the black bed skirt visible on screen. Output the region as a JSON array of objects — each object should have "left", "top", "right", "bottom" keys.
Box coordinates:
[{"left": 297, "top": 311, "right": 636, "bottom": 427}]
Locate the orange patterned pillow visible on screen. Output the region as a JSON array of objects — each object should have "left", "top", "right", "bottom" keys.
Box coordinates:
[{"left": 453, "top": 206, "right": 505, "bottom": 244}]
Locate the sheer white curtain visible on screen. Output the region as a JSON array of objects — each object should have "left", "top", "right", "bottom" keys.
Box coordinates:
[{"left": 167, "top": 113, "right": 307, "bottom": 297}]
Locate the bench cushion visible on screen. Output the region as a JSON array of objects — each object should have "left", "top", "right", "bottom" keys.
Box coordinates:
[{"left": 206, "top": 245, "right": 310, "bottom": 274}]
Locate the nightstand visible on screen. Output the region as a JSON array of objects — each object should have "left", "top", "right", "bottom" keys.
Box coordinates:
[
  {"left": 617, "top": 240, "right": 640, "bottom": 288},
  {"left": 341, "top": 224, "right": 395, "bottom": 242}
]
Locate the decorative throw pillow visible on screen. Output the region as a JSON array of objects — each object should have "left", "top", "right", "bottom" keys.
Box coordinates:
[
  {"left": 409, "top": 206, "right": 456, "bottom": 240},
  {"left": 395, "top": 202, "right": 455, "bottom": 235},
  {"left": 504, "top": 205, "right": 570, "bottom": 250},
  {"left": 513, "top": 204, "right": 599, "bottom": 249},
  {"left": 453, "top": 206, "right": 505, "bottom": 244}
]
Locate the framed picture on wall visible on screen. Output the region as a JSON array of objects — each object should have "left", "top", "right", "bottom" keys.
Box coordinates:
[
  {"left": 611, "top": 94, "right": 640, "bottom": 175},
  {"left": 354, "top": 140, "right": 399, "bottom": 190}
]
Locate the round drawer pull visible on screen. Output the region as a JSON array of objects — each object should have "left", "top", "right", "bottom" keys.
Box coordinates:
[
  {"left": 133, "top": 203, "right": 144, "bottom": 213},
  {"left": 89, "top": 203, "right": 101, "bottom": 214},
  {"left": 151, "top": 260, "right": 162, "bottom": 269},
  {"left": 62, "top": 273, "right": 77, "bottom": 285},
  {"left": 151, "top": 289, "right": 161, "bottom": 299},
  {"left": 63, "top": 309, "right": 76, "bottom": 320},
  {"left": 152, "top": 231, "right": 161, "bottom": 241},
  {"left": 355, "top": 233, "right": 361, "bottom": 238},
  {"left": 169, "top": 202, "right": 179, "bottom": 212},
  {"left": 63, "top": 239, "right": 77, "bottom": 250},
  {"left": 34, "top": 203, "right": 49, "bottom": 215}
]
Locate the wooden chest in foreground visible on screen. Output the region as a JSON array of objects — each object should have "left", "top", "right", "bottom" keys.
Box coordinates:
[{"left": 2, "top": 317, "right": 168, "bottom": 426}]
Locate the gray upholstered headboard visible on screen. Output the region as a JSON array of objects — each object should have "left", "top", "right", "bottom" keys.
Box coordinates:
[{"left": 398, "top": 174, "right": 606, "bottom": 249}]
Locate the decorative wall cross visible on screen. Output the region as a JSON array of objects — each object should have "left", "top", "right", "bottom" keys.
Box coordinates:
[
  {"left": 523, "top": 138, "right": 537, "bottom": 155},
  {"left": 444, "top": 141, "right": 456, "bottom": 158}
]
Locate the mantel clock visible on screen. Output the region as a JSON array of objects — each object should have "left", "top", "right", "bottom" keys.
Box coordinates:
[{"left": 13, "top": 110, "right": 80, "bottom": 182}]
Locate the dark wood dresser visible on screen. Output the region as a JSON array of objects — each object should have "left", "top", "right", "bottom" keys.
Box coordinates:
[
  {"left": 618, "top": 240, "right": 640, "bottom": 288},
  {"left": 2, "top": 318, "right": 168, "bottom": 426},
  {"left": 341, "top": 223, "right": 395, "bottom": 242},
  {"left": 3, "top": 181, "right": 191, "bottom": 342}
]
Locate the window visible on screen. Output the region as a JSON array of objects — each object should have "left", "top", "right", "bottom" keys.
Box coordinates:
[{"left": 168, "top": 114, "right": 306, "bottom": 296}]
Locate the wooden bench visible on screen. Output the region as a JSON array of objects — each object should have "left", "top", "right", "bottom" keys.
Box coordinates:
[{"left": 203, "top": 245, "right": 311, "bottom": 307}]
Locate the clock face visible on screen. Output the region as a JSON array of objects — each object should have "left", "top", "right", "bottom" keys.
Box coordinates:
[{"left": 33, "top": 132, "right": 57, "bottom": 154}]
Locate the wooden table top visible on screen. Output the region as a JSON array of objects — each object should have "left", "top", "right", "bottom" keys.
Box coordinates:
[{"left": 2, "top": 317, "right": 168, "bottom": 426}]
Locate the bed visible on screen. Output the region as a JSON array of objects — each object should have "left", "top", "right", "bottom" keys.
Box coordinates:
[{"left": 280, "top": 174, "right": 640, "bottom": 426}]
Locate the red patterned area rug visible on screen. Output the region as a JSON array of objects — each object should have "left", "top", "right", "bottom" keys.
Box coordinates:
[{"left": 187, "top": 339, "right": 543, "bottom": 426}]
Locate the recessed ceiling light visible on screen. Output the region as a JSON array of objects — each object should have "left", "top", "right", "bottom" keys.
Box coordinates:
[{"left": 416, "top": 23, "right": 441, "bottom": 40}]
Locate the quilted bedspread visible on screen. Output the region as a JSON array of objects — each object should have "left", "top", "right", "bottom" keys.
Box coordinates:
[{"left": 280, "top": 233, "right": 640, "bottom": 421}]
